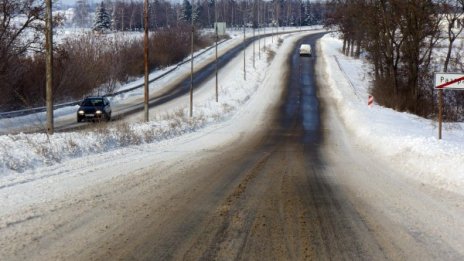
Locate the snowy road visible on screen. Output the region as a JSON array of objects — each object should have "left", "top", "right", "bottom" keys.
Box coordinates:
[{"left": 1, "top": 32, "right": 464, "bottom": 260}]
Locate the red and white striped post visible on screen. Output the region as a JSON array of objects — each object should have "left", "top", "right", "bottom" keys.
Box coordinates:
[{"left": 368, "top": 95, "right": 374, "bottom": 108}]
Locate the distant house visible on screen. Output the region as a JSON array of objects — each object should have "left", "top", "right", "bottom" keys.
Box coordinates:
[{"left": 439, "top": 14, "right": 464, "bottom": 38}]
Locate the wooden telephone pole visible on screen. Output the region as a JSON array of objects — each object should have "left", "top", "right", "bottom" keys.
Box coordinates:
[
  {"left": 45, "top": 0, "right": 54, "bottom": 134},
  {"left": 143, "top": 0, "right": 149, "bottom": 122},
  {"left": 215, "top": 0, "right": 219, "bottom": 102},
  {"left": 190, "top": 0, "right": 195, "bottom": 117}
]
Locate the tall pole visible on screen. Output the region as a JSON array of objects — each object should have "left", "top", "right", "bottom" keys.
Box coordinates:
[
  {"left": 143, "top": 0, "right": 149, "bottom": 122},
  {"left": 299, "top": 0, "right": 302, "bottom": 31},
  {"left": 263, "top": 26, "right": 266, "bottom": 47},
  {"left": 243, "top": 23, "right": 246, "bottom": 80},
  {"left": 190, "top": 0, "right": 194, "bottom": 117},
  {"left": 45, "top": 0, "right": 54, "bottom": 135},
  {"left": 252, "top": 1, "right": 255, "bottom": 68},
  {"left": 252, "top": 0, "right": 255, "bottom": 68},
  {"left": 258, "top": 0, "right": 260, "bottom": 60},
  {"left": 215, "top": 0, "right": 219, "bottom": 102},
  {"left": 271, "top": 24, "right": 274, "bottom": 42},
  {"left": 264, "top": 4, "right": 266, "bottom": 46}
]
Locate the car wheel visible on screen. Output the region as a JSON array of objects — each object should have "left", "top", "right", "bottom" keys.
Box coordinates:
[
  {"left": 106, "top": 112, "right": 111, "bottom": 122},
  {"left": 77, "top": 117, "right": 82, "bottom": 123}
]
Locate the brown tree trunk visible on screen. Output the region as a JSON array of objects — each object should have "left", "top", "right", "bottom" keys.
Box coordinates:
[
  {"left": 355, "top": 39, "right": 361, "bottom": 58},
  {"left": 342, "top": 38, "right": 347, "bottom": 54}
]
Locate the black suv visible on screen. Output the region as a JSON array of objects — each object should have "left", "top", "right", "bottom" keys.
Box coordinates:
[{"left": 77, "top": 96, "right": 112, "bottom": 122}]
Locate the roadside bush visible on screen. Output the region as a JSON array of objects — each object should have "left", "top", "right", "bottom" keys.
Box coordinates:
[
  {"left": 371, "top": 70, "right": 462, "bottom": 121},
  {"left": 151, "top": 25, "right": 191, "bottom": 66},
  {"left": 1, "top": 25, "right": 214, "bottom": 111},
  {"left": 265, "top": 47, "right": 276, "bottom": 63}
]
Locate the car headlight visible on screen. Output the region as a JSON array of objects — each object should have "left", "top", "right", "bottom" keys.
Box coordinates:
[
  {"left": 96, "top": 110, "right": 102, "bottom": 114},
  {"left": 78, "top": 110, "right": 84, "bottom": 115}
]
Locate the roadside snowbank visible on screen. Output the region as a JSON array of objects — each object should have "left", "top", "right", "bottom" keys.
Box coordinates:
[{"left": 319, "top": 34, "right": 464, "bottom": 195}]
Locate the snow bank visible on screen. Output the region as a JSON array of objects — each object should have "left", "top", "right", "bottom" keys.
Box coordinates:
[
  {"left": 0, "top": 32, "right": 283, "bottom": 181},
  {"left": 319, "top": 34, "right": 464, "bottom": 195}
]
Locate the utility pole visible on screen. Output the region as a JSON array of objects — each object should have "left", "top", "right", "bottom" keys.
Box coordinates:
[
  {"left": 253, "top": 25, "right": 255, "bottom": 68},
  {"left": 215, "top": 0, "right": 219, "bottom": 102},
  {"left": 271, "top": 23, "right": 274, "bottom": 43},
  {"left": 299, "top": 0, "right": 302, "bottom": 31},
  {"left": 190, "top": 0, "right": 194, "bottom": 117},
  {"left": 238, "top": 2, "right": 251, "bottom": 81},
  {"left": 45, "top": 0, "right": 54, "bottom": 135},
  {"left": 263, "top": 24, "right": 266, "bottom": 47},
  {"left": 243, "top": 23, "right": 246, "bottom": 80},
  {"left": 258, "top": 0, "right": 260, "bottom": 60},
  {"left": 143, "top": 0, "right": 149, "bottom": 122},
  {"left": 252, "top": 0, "right": 255, "bottom": 68}
]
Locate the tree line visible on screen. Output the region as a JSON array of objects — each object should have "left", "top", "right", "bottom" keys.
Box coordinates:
[
  {"left": 73, "top": 0, "right": 327, "bottom": 30},
  {"left": 0, "top": 0, "right": 327, "bottom": 112},
  {"left": 326, "top": 0, "right": 464, "bottom": 120}
]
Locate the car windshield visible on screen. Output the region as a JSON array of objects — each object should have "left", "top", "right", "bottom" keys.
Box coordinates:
[{"left": 82, "top": 98, "right": 104, "bottom": 106}]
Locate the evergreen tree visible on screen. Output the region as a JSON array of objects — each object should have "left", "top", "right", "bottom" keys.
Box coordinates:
[
  {"left": 192, "top": 0, "right": 200, "bottom": 23},
  {"left": 180, "top": 0, "right": 199, "bottom": 23},
  {"left": 303, "top": 0, "right": 314, "bottom": 26},
  {"left": 207, "top": 0, "right": 215, "bottom": 26},
  {"left": 181, "top": 0, "right": 192, "bottom": 22},
  {"left": 93, "top": 2, "right": 112, "bottom": 32}
]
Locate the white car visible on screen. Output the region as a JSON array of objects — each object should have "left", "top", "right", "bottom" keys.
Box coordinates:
[{"left": 299, "top": 44, "right": 312, "bottom": 56}]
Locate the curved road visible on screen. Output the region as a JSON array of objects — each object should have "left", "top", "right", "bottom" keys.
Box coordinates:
[
  {"left": 54, "top": 30, "right": 313, "bottom": 132},
  {"left": 3, "top": 33, "right": 464, "bottom": 260}
]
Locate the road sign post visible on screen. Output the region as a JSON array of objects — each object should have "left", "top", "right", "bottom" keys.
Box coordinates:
[{"left": 434, "top": 73, "right": 464, "bottom": 140}]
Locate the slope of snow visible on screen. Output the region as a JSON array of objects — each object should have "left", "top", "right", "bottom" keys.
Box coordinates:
[{"left": 319, "top": 33, "right": 464, "bottom": 195}]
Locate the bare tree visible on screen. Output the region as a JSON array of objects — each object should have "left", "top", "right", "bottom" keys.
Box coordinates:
[
  {"left": 440, "top": 0, "right": 464, "bottom": 72},
  {"left": 327, "top": 0, "right": 442, "bottom": 115},
  {"left": 0, "top": 0, "right": 43, "bottom": 110},
  {"left": 398, "top": 0, "right": 441, "bottom": 109}
]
